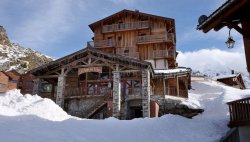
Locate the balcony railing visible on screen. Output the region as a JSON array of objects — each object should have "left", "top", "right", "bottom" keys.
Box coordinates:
[
  {"left": 88, "top": 40, "right": 115, "bottom": 48},
  {"left": 136, "top": 33, "right": 174, "bottom": 44},
  {"left": 124, "top": 52, "right": 139, "bottom": 59},
  {"left": 227, "top": 97, "right": 250, "bottom": 127},
  {"left": 64, "top": 87, "right": 112, "bottom": 97},
  {"left": 102, "top": 21, "right": 150, "bottom": 33},
  {"left": 153, "top": 49, "right": 175, "bottom": 58}
]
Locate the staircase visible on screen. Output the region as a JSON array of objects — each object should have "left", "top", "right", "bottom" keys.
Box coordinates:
[{"left": 86, "top": 102, "right": 107, "bottom": 119}]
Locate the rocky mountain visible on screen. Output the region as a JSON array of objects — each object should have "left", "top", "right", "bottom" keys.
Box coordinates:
[{"left": 0, "top": 25, "right": 53, "bottom": 74}]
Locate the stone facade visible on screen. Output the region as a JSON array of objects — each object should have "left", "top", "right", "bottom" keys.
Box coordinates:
[
  {"left": 112, "top": 71, "right": 121, "bottom": 118},
  {"left": 142, "top": 69, "right": 150, "bottom": 117},
  {"left": 32, "top": 78, "right": 41, "bottom": 95},
  {"left": 56, "top": 76, "right": 65, "bottom": 108}
]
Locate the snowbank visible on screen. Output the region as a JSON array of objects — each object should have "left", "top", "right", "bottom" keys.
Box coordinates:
[
  {"left": 0, "top": 81, "right": 250, "bottom": 142},
  {"left": 0, "top": 89, "right": 71, "bottom": 121}
]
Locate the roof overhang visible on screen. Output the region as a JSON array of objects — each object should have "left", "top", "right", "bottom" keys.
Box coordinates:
[
  {"left": 88, "top": 9, "right": 173, "bottom": 32},
  {"left": 197, "top": 0, "right": 249, "bottom": 33},
  {"left": 31, "top": 47, "right": 154, "bottom": 76}
]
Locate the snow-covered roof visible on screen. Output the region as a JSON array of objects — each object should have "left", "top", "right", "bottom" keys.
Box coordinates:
[
  {"left": 154, "top": 68, "right": 190, "bottom": 74},
  {"left": 212, "top": 74, "right": 238, "bottom": 80}
]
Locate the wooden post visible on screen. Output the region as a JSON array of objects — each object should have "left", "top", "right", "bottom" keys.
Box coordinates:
[
  {"left": 176, "top": 76, "right": 179, "bottom": 97},
  {"left": 142, "top": 69, "right": 150, "bottom": 118},
  {"left": 163, "top": 77, "right": 166, "bottom": 95},
  {"left": 241, "top": 18, "right": 250, "bottom": 74},
  {"left": 32, "top": 78, "right": 41, "bottom": 95}
]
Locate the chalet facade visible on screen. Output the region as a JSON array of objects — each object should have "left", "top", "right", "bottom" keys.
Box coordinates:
[
  {"left": 29, "top": 10, "right": 191, "bottom": 119},
  {"left": 213, "top": 73, "right": 246, "bottom": 90},
  {"left": 19, "top": 72, "right": 36, "bottom": 94},
  {"left": 0, "top": 70, "right": 20, "bottom": 93},
  {"left": 0, "top": 71, "right": 9, "bottom": 92}
]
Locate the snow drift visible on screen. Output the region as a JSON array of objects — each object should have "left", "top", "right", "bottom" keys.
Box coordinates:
[{"left": 0, "top": 89, "right": 71, "bottom": 121}]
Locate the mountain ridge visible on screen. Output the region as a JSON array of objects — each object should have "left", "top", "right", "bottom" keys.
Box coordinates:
[{"left": 0, "top": 25, "right": 53, "bottom": 74}]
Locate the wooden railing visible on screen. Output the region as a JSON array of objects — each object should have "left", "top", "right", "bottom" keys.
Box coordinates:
[
  {"left": 93, "top": 40, "right": 114, "bottom": 47},
  {"left": 137, "top": 33, "right": 174, "bottom": 44},
  {"left": 220, "top": 128, "right": 239, "bottom": 142},
  {"left": 153, "top": 49, "right": 175, "bottom": 58},
  {"left": 120, "top": 52, "right": 139, "bottom": 58},
  {"left": 102, "top": 21, "right": 149, "bottom": 33},
  {"left": 227, "top": 97, "right": 250, "bottom": 127},
  {"left": 165, "top": 87, "right": 188, "bottom": 98},
  {"left": 167, "top": 87, "right": 177, "bottom": 96},
  {"left": 64, "top": 87, "right": 112, "bottom": 97}
]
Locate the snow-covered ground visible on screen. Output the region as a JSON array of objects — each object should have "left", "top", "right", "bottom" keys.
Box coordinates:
[{"left": 0, "top": 80, "right": 250, "bottom": 142}]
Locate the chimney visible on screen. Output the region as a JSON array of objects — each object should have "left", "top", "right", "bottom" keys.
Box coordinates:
[{"left": 231, "top": 70, "right": 234, "bottom": 74}]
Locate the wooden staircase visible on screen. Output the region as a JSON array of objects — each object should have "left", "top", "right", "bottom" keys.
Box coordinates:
[{"left": 86, "top": 102, "right": 107, "bottom": 119}]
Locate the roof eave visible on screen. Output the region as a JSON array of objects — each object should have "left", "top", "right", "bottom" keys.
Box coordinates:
[{"left": 197, "top": 0, "right": 241, "bottom": 33}]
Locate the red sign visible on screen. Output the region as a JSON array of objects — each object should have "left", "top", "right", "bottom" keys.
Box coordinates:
[{"left": 78, "top": 67, "right": 102, "bottom": 75}]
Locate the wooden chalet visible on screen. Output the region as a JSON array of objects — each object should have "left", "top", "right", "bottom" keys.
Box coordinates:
[
  {"left": 30, "top": 9, "right": 191, "bottom": 120},
  {"left": 0, "top": 70, "right": 20, "bottom": 92},
  {"left": 0, "top": 71, "right": 9, "bottom": 92},
  {"left": 197, "top": 1, "right": 250, "bottom": 141},
  {"left": 19, "top": 72, "right": 36, "bottom": 94},
  {"left": 213, "top": 73, "right": 246, "bottom": 89},
  {"left": 4, "top": 70, "right": 20, "bottom": 89}
]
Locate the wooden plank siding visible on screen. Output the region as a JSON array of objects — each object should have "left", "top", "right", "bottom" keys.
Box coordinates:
[
  {"left": 89, "top": 9, "right": 176, "bottom": 70},
  {"left": 20, "top": 73, "right": 36, "bottom": 94},
  {"left": 0, "top": 71, "right": 9, "bottom": 92},
  {"left": 227, "top": 97, "right": 250, "bottom": 127}
]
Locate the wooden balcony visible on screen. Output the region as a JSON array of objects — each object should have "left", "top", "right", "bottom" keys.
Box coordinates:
[
  {"left": 153, "top": 49, "right": 175, "bottom": 59},
  {"left": 125, "top": 52, "right": 139, "bottom": 59},
  {"left": 227, "top": 97, "right": 250, "bottom": 127},
  {"left": 102, "top": 21, "right": 150, "bottom": 33},
  {"left": 88, "top": 40, "right": 115, "bottom": 48},
  {"left": 136, "top": 33, "right": 174, "bottom": 44},
  {"left": 64, "top": 87, "right": 112, "bottom": 97}
]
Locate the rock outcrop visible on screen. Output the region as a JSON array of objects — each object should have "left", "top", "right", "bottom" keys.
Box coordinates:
[{"left": 0, "top": 25, "right": 53, "bottom": 74}]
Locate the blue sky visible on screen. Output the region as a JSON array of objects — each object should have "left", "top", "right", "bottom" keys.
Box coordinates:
[{"left": 0, "top": 0, "right": 243, "bottom": 59}]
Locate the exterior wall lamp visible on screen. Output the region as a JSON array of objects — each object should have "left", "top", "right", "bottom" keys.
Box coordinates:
[{"left": 225, "top": 28, "right": 235, "bottom": 49}]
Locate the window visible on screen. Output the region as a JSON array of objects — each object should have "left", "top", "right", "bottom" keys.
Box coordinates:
[
  {"left": 0, "top": 83, "right": 6, "bottom": 88},
  {"left": 40, "top": 84, "right": 52, "bottom": 93},
  {"left": 100, "top": 72, "right": 109, "bottom": 80},
  {"left": 10, "top": 80, "right": 18, "bottom": 83},
  {"left": 24, "top": 88, "right": 33, "bottom": 92},
  {"left": 125, "top": 80, "right": 132, "bottom": 96},
  {"left": 87, "top": 72, "right": 99, "bottom": 80},
  {"left": 107, "top": 37, "right": 112, "bottom": 45},
  {"left": 24, "top": 81, "right": 33, "bottom": 85},
  {"left": 124, "top": 49, "right": 129, "bottom": 56},
  {"left": 133, "top": 80, "right": 141, "bottom": 95}
]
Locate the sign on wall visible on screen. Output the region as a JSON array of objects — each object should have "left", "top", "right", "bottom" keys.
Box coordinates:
[{"left": 78, "top": 67, "right": 102, "bottom": 75}]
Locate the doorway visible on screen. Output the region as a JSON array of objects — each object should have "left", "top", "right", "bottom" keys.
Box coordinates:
[{"left": 129, "top": 106, "right": 143, "bottom": 119}]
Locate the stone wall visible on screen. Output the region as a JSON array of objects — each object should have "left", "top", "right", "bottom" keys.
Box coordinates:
[{"left": 64, "top": 97, "right": 105, "bottom": 118}]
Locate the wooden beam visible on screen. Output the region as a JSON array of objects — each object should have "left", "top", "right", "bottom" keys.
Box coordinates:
[
  {"left": 163, "top": 77, "right": 166, "bottom": 95},
  {"left": 176, "top": 76, "right": 179, "bottom": 97},
  {"left": 226, "top": 21, "right": 243, "bottom": 35},
  {"left": 241, "top": 18, "right": 250, "bottom": 73},
  {"left": 37, "top": 75, "right": 64, "bottom": 78},
  {"left": 72, "top": 64, "right": 108, "bottom": 68},
  {"left": 202, "top": 0, "right": 248, "bottom": 33}
]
